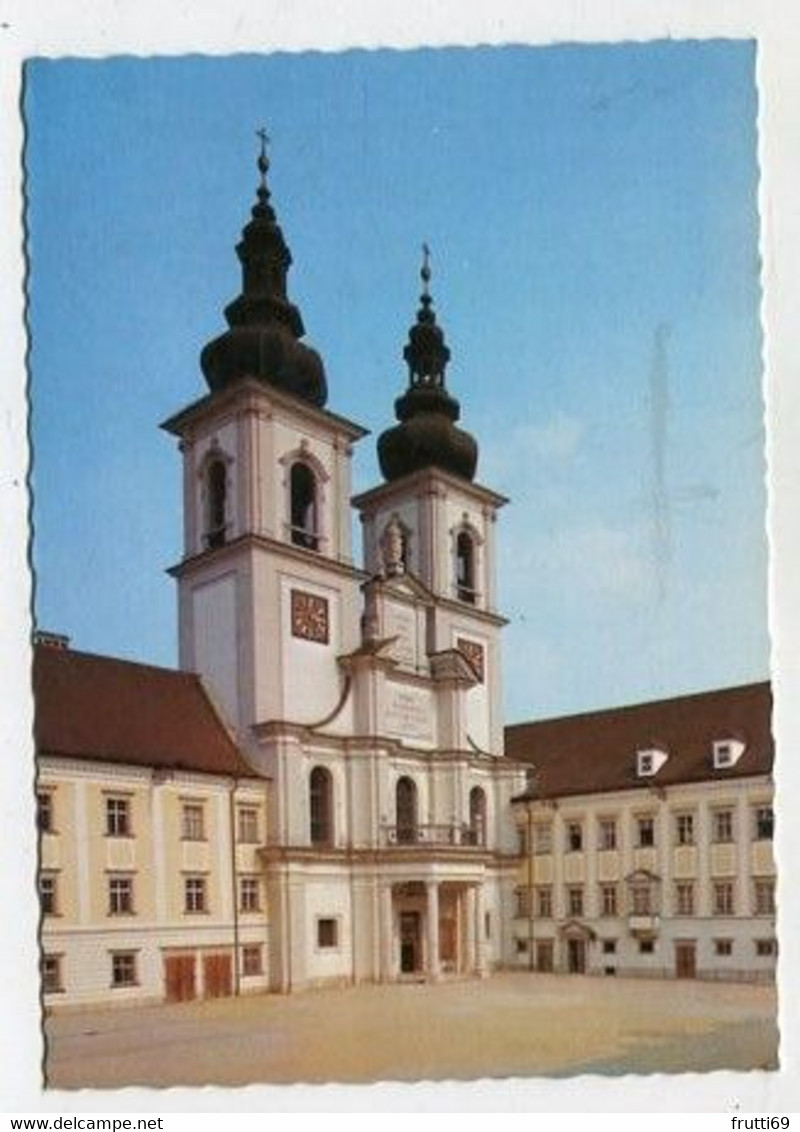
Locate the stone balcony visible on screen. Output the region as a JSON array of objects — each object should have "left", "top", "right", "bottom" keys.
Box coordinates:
[
  {"left": 628, "top": 914, "right": 660, "bottom": 937},
  {"left": 380, "top": 823, "right": 486, "bottom": 849}
]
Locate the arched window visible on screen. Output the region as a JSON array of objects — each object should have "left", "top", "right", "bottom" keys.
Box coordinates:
[
  {"left": 396, "top": 776, "right": 418, "bottom": 844},
  {"left": 456, "top": 530, "right": 476, "bottom": 604},
  {"left": 290, "top": 462, "right": 319, "bottom": 551},
  {"left": 205, "top": 458, "right": 228, "bottom": 549},
  {"left": 469, "top": 786, "right": 487, "bottom": 846},
  {"left": 309, "top": 766, "right": 333, "bottom": 845}
]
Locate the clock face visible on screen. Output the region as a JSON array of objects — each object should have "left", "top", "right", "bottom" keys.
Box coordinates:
[
  {"left": 291, "top": 589, "right": 330, "bottom": 644},
  {"left": 457, "top": 637, "right": 484, "bottom": 682}
]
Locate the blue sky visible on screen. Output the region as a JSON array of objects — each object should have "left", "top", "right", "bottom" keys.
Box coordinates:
[{"left": 25, "top": 42, "right": 768, "bottom": 723}]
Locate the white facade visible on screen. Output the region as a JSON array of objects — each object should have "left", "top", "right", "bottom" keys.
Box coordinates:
[
  {"left": 38, "top": 756, "right": 270, "bottom": 1008},
  {"left": 511, "top": 774, "right": 776, "bottom": 981},
  {"left": 164, "top": 373, "right": 525, "bottom": 992}
]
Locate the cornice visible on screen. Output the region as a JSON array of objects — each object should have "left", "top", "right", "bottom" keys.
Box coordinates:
[
  {"left": 259, "top": 843, "right": 518, "bottom": 869},
  {"left": 168, "top": 531, "right": 370, "bottom": 583},
  {"left": 161, "top": 377, "right": 369, "bottom": 443},
  {"left": 352, "top": 465, "right": 508, "bottom": 512}
]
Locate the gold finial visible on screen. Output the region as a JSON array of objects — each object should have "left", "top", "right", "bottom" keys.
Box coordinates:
[
  {"left": 256, "top": 127, "right": 270, "bottom": 186},
  {"left": 421, "top": 242, "right": 431, "bottom": 295}
]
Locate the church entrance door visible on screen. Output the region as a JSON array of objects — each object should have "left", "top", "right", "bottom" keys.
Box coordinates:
[{"left": 400, "top": 911, "right": 421, "bottom": 973}]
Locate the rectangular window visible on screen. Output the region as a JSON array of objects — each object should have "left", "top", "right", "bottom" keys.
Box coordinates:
[
  {"left": 639, "top": 940, "right": 655, "bottom": 955},
  {"left": 754, "top": 879, "right": 776, "bottom": 916},
  {"left": 536, "top": 886, "right": 553, "bottom": 919},
  {"left": 110, "top": 951, "right": 138, "bottom": 988},
  {"left": 631, "top": 886, "right": 652, "bottom": 916},
  {"left": 675, "top": 882, "right": 695, "bottom": 917},
  {"left": 675, "top": 813, "right": 695, "bottom": 846},
  {"left": 714, "top": 939, "right": 733, "bottom": 957},
  {"left": 515, "top": 938, "right": 528, "bottom": 955},
  {"left": 181, "top": 803, "right": 205, "bottom": 841},
  {"left": 755, "top": 939, "right": 777, "bottom": 958},
  {"left": 713, "top": 881, "right": 735, "bottom": 916},
  {"left": 515, "top": 888, "right": 530, "bottom": 917},
  {"left": 239, "top": 877, "right": 261, "bottom": 913},
  {"left": 37, "top": 791, "right": 54, "bottom": 833},
  {"left": 566, "top": 822, "right": 583, "bottom": 852},
  {"left": 241, "top": 945, "right": 263, "bottom": 976},
  {"left": 184, "top": 876, "right": 207, "bottom": 914},
  {"left": 516, "top": 826, "right": 528, "bottom": 855},
  {"left": 106, "top": 796, "right": 131, "bottom": 837},
  {"left": 754, "top": 806, "right": 774, "bottom": 841},
  {"left": 602, "top": 939, "right": 617, "bottom": 955},
  {"left": 636, "top": 816, "right": 655, "bottom": 848},
  {"left": 317, "top": 917, "right": 338, "bottom": 949},
  {"left": 108, "top": 875, "right": 134, "bottom": 916},
  {"left": 712, "top": 809, "right": 734, "bottom": 843},
  {"left": 484, "top": 911, "right": 492, "bottom": 940},
  {"left": 42, "top": 953, "right": 63, "bottom": 994},
  {"left": 237, "top": 806, "right": 259, "bottom": 844},
  {"left": 598, "top": 819, "right": 617, "bottom": 851},
  {"left": 567, "top": 887, "right": 584, "bottom": 917},
  {"left": 39, "top": 873, "right": 57, "bottom": 916},
  {"left": 533, "top": 822, "right": 552, "bottom": 855},
  {"left": 600, "top": 884, "right": 618, "bottom": 917}
]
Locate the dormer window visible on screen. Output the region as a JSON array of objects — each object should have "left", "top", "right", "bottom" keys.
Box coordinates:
[
  {"left": 290, "top": 462, "right": 319, "bottom": 551},
  {"left": 205, "top": 458, "right": 228, "bottom": 549},
  {"left": 713, "top": 738, "right": 745, "bottom": 770},
  {"left": 456, "top": 530, "right": 476, "bottom": 604},
  {"left": 637, "top": 747, "right": 668, "bottom": 778}
]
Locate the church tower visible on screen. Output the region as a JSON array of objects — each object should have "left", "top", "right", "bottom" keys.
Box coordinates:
[
  {"left": 162, "top": 140, "right": 367, "bottom": 740},
  {"left": 352, "top": 249, "right": 508, "bottom": 756},
  {"left": 164, "top": 145, "right": 523, "bottom": 992}
]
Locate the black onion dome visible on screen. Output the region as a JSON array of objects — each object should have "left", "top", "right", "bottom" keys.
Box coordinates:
[
  {"left": 200, "top": 134, "right": 327, "bottom": 407},
  {"left": 378, "top": 247, "right": 477, "bottom": 483}
]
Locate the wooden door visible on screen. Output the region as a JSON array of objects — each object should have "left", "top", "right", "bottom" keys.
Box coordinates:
[
  {"left": 535, "top": 940, "right": 554, "bottom": 972},
  {"left": 675, "top": 941, "right": 696, "bottom": 979},
  {"left": 400, "top": 912, "right": 420, "bottom": 973},
  {"left": 440, "top": 915, "right": 457, "bottom": 970},
  {"left": 567, "top": 938, "right": 586, "bottom": 974},
  {"left": 165, "top": 954, "right": 196, "bottom": 1002},
  {"left": 202, "top": 952, "right": 233, "bottom": 998}
]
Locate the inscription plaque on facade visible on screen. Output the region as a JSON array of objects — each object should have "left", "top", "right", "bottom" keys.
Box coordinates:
[
  {"left": 384, "top": 684, "right": 434, "bottom": 743},
  {"left": 457, "top": 637, "right": 485, "bottom": 682},
  {"left": 290, "top": 589, "right": 329, "bottom": 644}
]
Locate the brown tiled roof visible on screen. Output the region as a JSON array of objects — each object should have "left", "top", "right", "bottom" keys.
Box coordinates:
[
  {"left": 506, "top": 682, "right": 773, "bottom": 801},
  {"left": 33, "top": 644, "right": 261, "bottom": 779}
]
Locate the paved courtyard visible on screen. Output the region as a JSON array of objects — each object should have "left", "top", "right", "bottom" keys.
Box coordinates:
[{"left": 45, "top": 973, "right": 778, "bottom": 1089}]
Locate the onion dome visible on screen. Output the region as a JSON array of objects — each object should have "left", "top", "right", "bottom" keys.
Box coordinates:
[
  {"left": 377, "top": 246, "right": 477, "bottom": 482},
  {"left": 200, "top": 130, "right": 327, "bottom": 407}
]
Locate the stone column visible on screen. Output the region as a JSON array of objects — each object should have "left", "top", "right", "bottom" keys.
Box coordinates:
[
  {"left": 380, "top": 883, "right": 394, "bottom": 982},
  {"left": 474, "top": 883, "right": 488, "bottom": 977},
  {"left": 426, "top": 880, "right": 441, "bottom": 981},
  {"left": 463, "top": 886, "right": 476, "bottom": 974}
]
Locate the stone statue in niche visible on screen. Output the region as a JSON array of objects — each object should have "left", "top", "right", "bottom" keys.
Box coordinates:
[{"left": 379, "top": 514, "right": 405, "bottom": 577}]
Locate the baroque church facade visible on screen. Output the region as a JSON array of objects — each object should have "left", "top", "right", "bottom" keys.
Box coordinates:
[
  {"left": 159, "top": 145, "right": 526, "bottom": 992},
  {"left": 35, "top": 145, "right": 774, "bottom": 1007}
]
